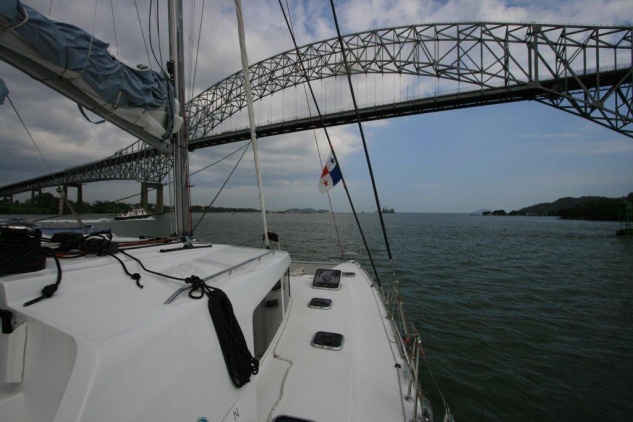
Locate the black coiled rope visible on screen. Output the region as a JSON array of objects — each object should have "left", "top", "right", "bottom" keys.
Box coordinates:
[
  {"left": 183, "top": 275, "right": 259, "bottom": 388},
  {"left": 121, "top": 248, "right": 259, "bottom": 388}
]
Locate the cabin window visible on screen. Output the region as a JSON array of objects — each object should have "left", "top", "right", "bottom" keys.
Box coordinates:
[
  {"left": 272, "top": 280, "right": 282, "bottom": 292},
  {"left": 252, "top": 269, "right": 290, "bottom": 360},
  {"left": 265, "top": 299, "right": 279, "bottom": 310},
  {"left": 282, "top": 268, "right": 290, "bottom": 314}
]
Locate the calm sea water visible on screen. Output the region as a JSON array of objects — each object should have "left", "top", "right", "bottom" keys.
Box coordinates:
[{"left": 8, "top": 212, "right": 633, "bottom": 421}]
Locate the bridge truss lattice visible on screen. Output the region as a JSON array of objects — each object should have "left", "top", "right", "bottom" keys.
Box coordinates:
[
  {"left": 188, "top": 22, "right": 633, "bottom": 142},
  {"left": 2, "top": 22, "right": 632, "bottom": 196},
  {"left": 0, "top": 141, "right": 172, "bottom": 197}
]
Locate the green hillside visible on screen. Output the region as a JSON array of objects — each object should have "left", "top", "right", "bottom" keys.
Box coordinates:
[{"left": 518, "top": 193, "right": 633, "bottom": 221}]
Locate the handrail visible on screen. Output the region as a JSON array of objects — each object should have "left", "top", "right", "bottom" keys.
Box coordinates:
[
  {"left": 164, "top": 249, "right": 275, "bottom": 304},
  {"left": 202, "top": 249, "right": 274, "bottom": 282}
]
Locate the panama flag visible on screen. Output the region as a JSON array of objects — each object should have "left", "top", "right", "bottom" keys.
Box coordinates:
[{"left": 318, "top": 153, "right": 342, "bottom": 194}]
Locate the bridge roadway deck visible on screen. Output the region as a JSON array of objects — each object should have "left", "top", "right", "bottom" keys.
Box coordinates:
[
  {"left": 0, "top": 68, "right": 630, "bottom": 197},
  {"left": 188, "top": 68, "right": 630, "bottom": 149}
]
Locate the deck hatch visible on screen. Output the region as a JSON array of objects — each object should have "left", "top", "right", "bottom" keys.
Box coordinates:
[
  {"left": 311, "top": 331, "right": 344, "bottom": 350},
  {"left": 308, "top": 298, "right": 332, "bottom": 309},
  {"left": 312, "top": 269, "right": 341, "bottom": 289}
]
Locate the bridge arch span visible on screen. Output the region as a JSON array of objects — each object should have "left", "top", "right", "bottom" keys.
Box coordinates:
[
  {"left": 187, "top": 22, "right": 632, "bottom": 141},
  {"left": 1, "top": 22, "right": 632, "bottom": 197}
]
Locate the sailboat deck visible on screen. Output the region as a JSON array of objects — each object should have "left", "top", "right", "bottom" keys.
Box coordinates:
[{"left": 259, "top": 261, "right": 412, "bottom": 421}]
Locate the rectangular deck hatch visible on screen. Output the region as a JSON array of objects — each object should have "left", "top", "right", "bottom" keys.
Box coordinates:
[
  {"left": 311, "top": 331, "right": 344, "bottom": 350},
  {"left": 308, "top": 298, "right": 332, "bottom": 309},
  {"left": 312, "top": 269, "right": 341, "bottom": 289}
]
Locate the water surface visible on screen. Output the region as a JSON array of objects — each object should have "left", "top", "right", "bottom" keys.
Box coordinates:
[{"left": 9, "top": 212, "right": 633, "bottom": 421}]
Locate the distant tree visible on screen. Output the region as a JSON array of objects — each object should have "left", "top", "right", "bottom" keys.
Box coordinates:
[
  {"left": 558, "top": 197, "right": 621, "bottom": 220},
  {"left": 91, "top": 201, "right": 130, "bottom": 214}
]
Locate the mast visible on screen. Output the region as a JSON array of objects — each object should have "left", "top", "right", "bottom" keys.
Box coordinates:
[{"left": 168, "top": 0, "right": 192, "bottom": 235}]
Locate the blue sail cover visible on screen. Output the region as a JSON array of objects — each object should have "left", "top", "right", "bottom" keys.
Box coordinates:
[{"left": 0, "top": 0, "right": 169, "bottom": 109}]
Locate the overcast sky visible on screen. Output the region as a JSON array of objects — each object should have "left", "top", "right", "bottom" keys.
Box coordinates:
[{"left": 1, "top": 0, "right": 631, "bottom": 213}]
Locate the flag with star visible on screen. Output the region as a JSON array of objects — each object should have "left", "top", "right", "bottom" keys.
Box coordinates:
[{"left": 318, "top": 152, "right": 342, "bottom": 194}]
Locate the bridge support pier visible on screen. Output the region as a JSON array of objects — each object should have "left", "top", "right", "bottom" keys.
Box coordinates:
[
  {"left": 2, "top": 195, "right": 12, "bottom": 203},
  {"left": 59, "top": 184, "right": 83, "bottom": 215},
  {"left": 31, "top": 189, "right": 41, "bottom": 204},
  {"left": 140, "top": 182, "right": 164, "bottom": 215}
]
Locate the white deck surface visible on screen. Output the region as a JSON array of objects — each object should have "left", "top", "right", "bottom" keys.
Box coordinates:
[
  {"left": 259, "top": 261, "right": 413, "bottom": 421},
  {"left": 1, "top": 241, "right": 418, "bottom": 421}
]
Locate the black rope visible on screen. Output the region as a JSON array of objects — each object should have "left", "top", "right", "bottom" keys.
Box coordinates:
[
  {"left": 180, "top": 275, "right": 259, "bottom": 388},
  {"left": 120, "top": 250, "right": 184, "bottom": 282},
  {"left": 106, "top": 253, "right": 144, "bottom": 288},
  {"left": 23, "top": 247, "right": 62, "bottom": 307},
  {"left": 277, "top": 1, "right": 382, "bottom": 286},
  {"left": 118, "top": 250, "right": 259, "bottom": 388}
]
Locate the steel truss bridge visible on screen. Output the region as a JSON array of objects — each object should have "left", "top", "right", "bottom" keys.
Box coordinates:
[{"left": 2, "top": 22, "right": 632, "bottom": 199}]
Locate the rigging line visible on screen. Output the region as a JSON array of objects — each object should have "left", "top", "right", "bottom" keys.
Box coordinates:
[
  {"left": 133, "top": 0, "right": 152, "bottom": 66},
  {"left": 234, "top": 0, "right": 270, "bottom": 249},
  {"left": 109, "top": 0, "right": 119, "bottom": 56},
  {"left": 191, "top": 142, "right": 251, "bottom": 234},
  {"left": 284, "top": 0, "right": 344, "bottom": 259},
  {"left": 111, "top": 189, "right": 145, "bottom": 204},
  {"left": 277, "top": 0, "right": 382, "bottom": 287},
  {"left": 8, "top": 97, "right": 89, "bottom": 231},
  {"left": 155, "top": 1, "right": 164, "bottom": 69},
  {"left": 7, "top": 97, "right": 55, "bottom": 178},
  {"left": 106, "top": 143, "right": 250, "bottom": 206},
  {"left": 191, "top": 142, "right": 250, "bottom": 176},
  {"left": 311, "top": 103, "right": 345, "bottom": 259},
  {"left": 187, "top": 0, "right": 195, "bottom": 97},
  {"left": 423, "top": 356, "right": 451, "bottom": 416},
  {"left": 190, "top": 0, "right": 206, "bottom": 100},
  {"left": 73, "top": 0, "right": 99, "bottom": 79},
  {"left": 148, "top": 0, "right": 165, "bottom": 73},
  {"left": 328, "top": 0, "right": 394, "bottom": 263}
]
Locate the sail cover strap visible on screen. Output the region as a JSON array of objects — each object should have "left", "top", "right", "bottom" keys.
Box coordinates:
[{"left": 77, "top": 104, "right": 106, "bottom": 124}]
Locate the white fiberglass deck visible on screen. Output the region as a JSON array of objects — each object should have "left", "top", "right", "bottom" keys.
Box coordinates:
[
  {"left": 0, "top": 239, "right": 418, "bottom": 421},
  {"left": 260, "top": 261, "right": 415, "bottom": 421}
]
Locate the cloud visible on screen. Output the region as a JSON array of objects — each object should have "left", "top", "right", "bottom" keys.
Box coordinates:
[
  {"left": 545, "top": 139, "right": 633, "bottom": 155},
  {"left": 1, "top": 0, "right": 631, "bottom": 213}
]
